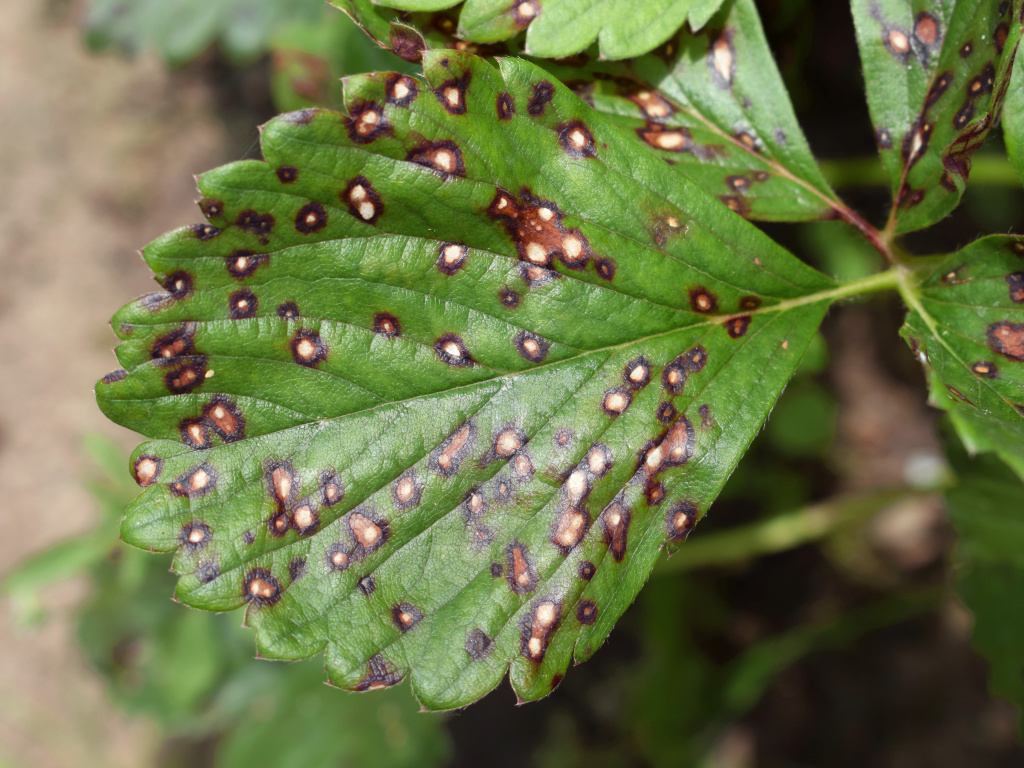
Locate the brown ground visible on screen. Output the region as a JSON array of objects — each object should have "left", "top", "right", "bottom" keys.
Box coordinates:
[{"left": 0, "top": 2, "right": 227, "bottom": 765}]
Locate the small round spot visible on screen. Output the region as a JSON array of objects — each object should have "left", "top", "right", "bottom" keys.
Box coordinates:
[
  {"left": 578, "top": 561, "right": 596, "bottom": 580},
  {"left": 180, "top": 418, "right": 211, "bottom": 450},
  {"left": 291, "top": 329, "right": 328, "bottom": 367},
  {"left": 913, "top": 12, "right": 940, "bottom": 47},
  {"left": 392, "top": 603, "right": 424, "bottom": 632},
  {"left": 192, "top": 223, "right": 221, "bottom": 241},
  {"left": 347, "top": 509, "right": 390, "bottom": 557},
  {"left": 499, "top": 286, "right": 520, "bottom": 308},
  {"left": 373, "top": 312, "right": 401, "bottom": 338},
  {"left": 576, "top": 600, "right": 598, "bottom": 625},
  {"left": 435, "top": 333, "right": 473, "bottom": 366},
  {"left": 163, "top": 271, "right": 193, "bottom": 300},
  {"left": 244, "top": 568, "right": 281, "bottom": 606},
  {"left": 295, "top": 202, "right": 328, "bottom": 234},
  {"left": 292, "top": 503, "right": 319, "bottom": 535},
  {"left": 661, "top": 361, "right": 686, "bottom": 395},
  {"left": 558, "top": 120, "right": 596, "bottom": 158},
  {"left": 463, "top": 487, "right": 487, "bottom": 520},
  {"left": 268, "top": 512, "right": 291, "bottom": 537},
  {"left": 497, "top": 92, "right": 515, "bottom": 120},
  {"left": 656, "top": 401, "right": 676, "bottom": 424},
  {"left": 437, "top": 242, "right": 469, "bottom": 275},
  {"left": 492, "top": 426, "right": 526, "bottom": 459},
  {"left": 689, "top": 287, "right": 718, "bottom": 313},
  {"left": 342, "top": 176, "right": 383, "bottom": 224},
  {"left": 971, "top": 360, "right": 998, "bottom": 378},
  {"left": 164, "top": 359, "right": 207, "bottom": 394},
  {"left": 386, "top": 74, "right": 418, "bottom": 107},
  {"left": 645, "top": 481, "right": 665, "bottom": 506},
  {"left": 358, "top": 575, "right": 376, "bottom": 595},
  {"left": 435, "top": 73, "right": 471, "bottom": 115},
  {"left": 326, "top": 542, "right": 351, "bottom": 572},
  {"left": 553, "top": 427, "right": 574, "bottom": 449},
  {"left": 346, "top": 102, "right": 389, "bottom": 144},
  {"left": 276, "top": 166, "right": 298, "bottom": 184},
  {"left": 960, "top": 40, "right": 974, "bottom": 58},
  {"left": 528, "top": 81, "right": 555, "bottom": 115},
  {"left": 514, "top": 330, "right": 550, "bottom": 363},
  {"left": 320, "top": 471, "right": 345, "bottom": 507},
  {"left": 406, "top": 140, "right": 465, "bottom": 179},
  {"left": 667, "top": 501, "right": 699, "bottom": 541},
  {"left": 512, "top": 0, "right": 538, "bottom": 25},
  {"left": 512, "top": 452, "right": 534, "bottom": 481},
  {"left": 595, "top": 258, "right": 616, "bottom": 280},
  {"left": 180, "top": 520, "right": 212, "bottom": 552},
  {"left": 726, "top": 315, "right": 751, "bottom": 338},
  {"left": 586, "top": 444, "right": 612, "bottom": 477},
  {"left": 229, "top": 289, "right": 258, "bottom": 319},
  {"left": 623, "top": 356, "right": 651, "bottom": 390},
  {"left": 987, "top": 322, "right": 1024, "bottom": 361},
  {"left": 133, "top": 454, "right": 163, "bottom": 486},
  {"left": 199, "top": 198, "right": 224, "bottom": 218},
  {"left": 726, "top": 175, "right": 751, "bottom": 192},
  {"left": 277, "top": 301, "right": 300, "bottom": 319},
  {"left": 203, "top": 396, "right": 245, "bottom": 442},
  {"left": 169, "top": 463, "right": 216, "bottom": 498},
  {"left": 602, "top": 387, "right": 632, "bottom": 416},
  {"left": 226, "top": 250, "right": 266, "bottom": 280},
  {"left": 235, "top": 209, "right": 275, "bottom": 239},
  {"left": 392, "top": 471, "right": 423, "bottom": 509},
  {"left": 885, "top": 26, "right": 911, "bottom": 57}
]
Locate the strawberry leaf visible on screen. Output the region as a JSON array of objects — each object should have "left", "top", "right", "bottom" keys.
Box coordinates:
[
  {"left": 901, "top": 235, "right": 1024, "bottom": 476},
  {"left": 851, "top": 0, "right": 1023, "bottom": 233},
  {"left": 98, "top": 50, "right": 842, "bottom": 709}
]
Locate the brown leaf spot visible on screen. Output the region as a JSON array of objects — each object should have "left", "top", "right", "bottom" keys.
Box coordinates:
[
  {"left": 203, "top": 396, "right": 245, "bottom": 442},
  {"left": 192, "top": 223, "right": 220, "bottom": 241},
  {"left": 637, "top": 122, "right": 695, "bottom": 153},
  {"left": 164, "top": 358, "right": 207, "bottom": 394},
  {"left": 876, "top": 127, "right": 893, "bottom": 149},
  {"left": 180, "top": 520, "right": 211, "bottom": 552},
  {"left": 325, "top": 542, "right": 351, "bottom": 572},
  {"left": 528, "top": 81, "right": 555, "bottom": 115},
  {"left": 235, "top": 209, "right": 275, "bottom": 240},
  {"left": 558, "top": 119, "right": 596, "bottom": 158},
  {"left": 276, "top": 166, "right": 298, "bottom": 184},
  {"left": 372, "top": 312, "right": 401, "bottom": 339},
  {"left": 295, "top": 202, "right": 328, "bottom": 234},
  {"left": 434, "top": 333, "right": 473, "bottom": 367},
  {"left": 499, "top": 286, "right": 520, "bottom": 308},
  {"left": 913, "top": 12, "right": 941, "bottom": 47},
  {"left": 151, "top": 326, "right": 195, "bottom": 360},
  {"left": 226, "top": 249, "right": 267, "bottom": 279},
  {"left": 101, "top": 369, "right": 127, "bottom": 384},
  {"left": 993, "top": 22, "right": 1009, "bottom": 54},
  {"left": 356, "top": 654, "right": 402, "bottom": 690},
  {"left": 601, "top": 387, "right": 632, "bottom": 416},
  {"left": 229, "top": 289, "right": 258, "bottom": 319},
  {"left": 320, "top": 471, "right": 345, "bottom": 507},
  {"left": 726, "top": 315, "right": 751, "bottom": 338},
  {"left": 348, "top": 509, "right": 389, "bottom": 558},
  {"left": 244, "top": 568, "right": 281, "bottom": 607},
  {"left": 342, "top": 175, "right": 383, "bottom": 223},
  {"left": 497, "top": 91, "right": 515, "bottom": 120},
  {"left": 552, "top": 506, "right": 589, "bottom": 553},
  {"left": 689, "top": 287, "right": 718, "bottom": 313},
  {"left": 953, "top": 101, "right": 976, "bottom": 130},
  {"left": 578, "top": 561, "right": 596, "bottom": 580},
  {"left": 656, "top": 401, "right": 677, "bottom": 424},
  {"left": 430, "top": 421, "right": 476, "bottom": 477},
  {"left": 391, "top": 603, "right": 423, "bottom": 632},
  {"left": 628, "top": 90, "right": 674, "bottom": 121},
  {"left": 586, "top": 444, "right": 612, "bottom": 477},
  {"left": 289, "top": 558, "right": 307, "bottom": 581},
  {"left": 520, "top": 598, "right": 561, "bottom": 662},
  {"left": 515, "top": 330, "right": 549, "bottom": 363},
  {"left": 389, "top": 25, "right": 425, "bottom": 62},
  {"left": 645, "top": 480, "right": 665, "bottom": 506},
  {"left": 266, "top": 461, "right": 298, "bottom": 508},
  {"left": 708, "top": 28, "right": 736, "bottom": 88},
  {"left": 507, "top": 541, "right": 539, "bottom": 594},
  {"left": 133, "top": 455, "right": 163, "bottom": 486},
  {"left": 277, "top": 301, "right": 300, "bottom": 319},
  {"left": 968, "top": 63, "right": 996, "bottom": 97},
  {"left": 602, "top": 500, "right": 631, "bottom": 562},
  {"left": 576, "top": 600, "right": 598, "bottom": 625},
  {"left": 623, "top": 356, "right": 651, "bottom": 390},
  {"left": 406, "top": 140, "right": 465, "bottom": 179},
  {"left": 595, "top": 258, "right": 616, "bottom": 280},
  {"left": 512, "top": 0, "right": 538, "bottom": 26},
  {"left": 163, "top": 271, "right": 194, "bottom": 300},
  {"left": 667, "top": 501, "right": 698, "bottom": 541},
  {"left": 971, "top": 360, "right": 998, "bottom": 378},
  {"left": 358, "top": 575, "right": 377, "bottom": 595},
  {"left": 292, "top": 503, "right": 319, "bottom": 536},
  {"left": 961, "top": 41, "right": 974, "bottom": 58},
  {"left": 291, "top": 328, "right": 328, "bottom": 367},
  {"left": 1006, "top": 272, "right": 1024, "bottom": 303},
  {"left": 988, "top": 322, "right": 1024, "bottom": 360},
  {"left": 435, "top": 72, "right": 471, "bottom": 115},
  {"left": 926, "top": 72, "right": 953, "bottom": 106},
  {"left": 386, "top": 74, "right": 418, "bottom": 107},
  {"left": 465, "top": 629, "right": 493, "bottom": 660},
  {"left": 170, "top": 463, "right": 216, "bottom": 498}
]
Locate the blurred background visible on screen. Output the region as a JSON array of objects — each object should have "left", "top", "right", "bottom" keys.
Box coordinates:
[{"left": 2, "top": 1, "right": 1023, "bottom": 766}]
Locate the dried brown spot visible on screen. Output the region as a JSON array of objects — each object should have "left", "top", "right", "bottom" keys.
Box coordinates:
[
  {"left": 601, "top": 387, "right": 632, "bottom": 416},
  {"left": 602, "top": 500, "right": 631, "bottom": 562},
  {"left": 512, "top": 0, "right": 538, "bottom": 25},
  {"left": 926, "top": 72, "right": 953, "bottom": 107},
  {"left": 558, "top": 119, "right": 596, "bottom": 158},
  {"left": 133, "top": 454, "right": 163, "bottom": 486},
  {"left": 325, "top": 542, "right": 351, "bottom": 572},
  {"left": 528, "top": 81, "right": 555, "bottom": 115},
  {"left": 499, "top": 286, "right": 520, "bottom": 308},
  {"left": 902, "top": 121, "right": 933, "bottom": 168},
  {"left": 164, "top": 358, "right": 207, "bottom": 394},
  {"left": 289, "top": 557, "right": 306, "bottom": 581},
  {"left": 637, "top": 122, "right": 695, "bottom": 153},
  {"left": 876, "top": 127, "right": 893, "bottom": 149},
  {"left": 386, "top": 74, "right": 418, "bottom": 107},
  {"left": 968, "top": 63, "right": 996, "bottom": 97},
  {"left": 229, "top": 289, "right": 258, "bottom": 319},
  {"left": 515, "top": 330, "right": 549, "bottom": 363},
  {"left": 623, "top": 356, "right": 651, "bottom": 390},
  {"left": 192, "top": 223, "right": 220, "bottom": 241},
  {"left": 689, "top": 287, "right": 718, "bottom": 313},
  {"left": 465, "top": 629, "right": 493, "bottom": 660},
  {"left": 163, "top": 271, "right": 193, "bottom": 300},
  {"left": 988, "top": 322, "right": 1024, "bottom": 360},
  {"left": 203, "top": 396, "right": 245, "bottom": 442},
  {"left": 512, "top": 452, "right": 534, "bottom": 481},
  {"left": 595, "top": 258, "right": 616, "bottom": 280},
  {"left": 507, "top": 541, "right": 539, "bottom": 594},
  {"left": 151, "top": 326, "right": 195, "bottom": 360},
  {"left": 993, "top": 22, "right": 1009, "bottom": 54},
  {"left": 642, "top": 416, "right": 696, "bottom": 476},
  {"left": 576, "top": 600, "right": 598, "bottom": 625},
  {"left": 708, "top": 28, "right": 736, "bottom": 88},
  {"left": 656, "top": 401, "right": 677, "bottom": 424},
  {"left": 463, "top": 487, "right": 487, "bottom": 519},
  {"left": 586, "top": 444, "right": 612, "bottom": 477},
  {"left": 291, "top": 328, "right": 328, "bottom": 367},
  {"left": 913, "top": 13, "right": 940, "bottom": 47},
  {"left": 667, "top": 501, "right": 699, "bottom": 541},
  {"left": 497, "top": 91, "right": 515, "bottom": 120},
  {"left": 1006, "top": 272, "right": 1024, "bottom": 303},
  {"left": 578, "top": 561, "right": 595, "bottom": 580},
  {"left": 435, "top": 333, "right": 472, "bottom": 367},
  {"left": 345, "top": 102, "right": 388, "bottom": 144},
  {"left": 430, "top": 421, "right": 476, "bottom": 477},
  {"left": 552, "top": 506, "right": 589, "bottom": 553},
  {"left": 226, "top": 250, "right": 266, "bottom": 279},
  {"left": 342, "top": 175, "right": 383, "bottom": 223},
  {"left": 971, "top": 360, "right": 998, "bottom": 378},
  {"left": 953, "top": 101, "right": 976, "bottom": 130},
  {"left": 435, "top": 72, "right": 471, "bottom": 115},
  {"left": 348, "top": 509, "right": 389, "bottom": 558},
  {"left": 645, "top": 480, "right": 665, "bottom": 506},
  {"left": 295, "top": 201, "right": 328, "bottom": 234},
  {"left": 726, "top": 315, "right": 751, "bottom": 338},
  {"left": 629, "top": 90, "right": 674, "bottom": 121},
  {"left": 488, "top": 189, "right": 592, "bottom": 270},
  {"left": 244, "top": 568, "right": 281, "bottom": 607},
  {"left": 1007, "top": 239, "right": 1024, "bottom": 257},
  {"left": 356, "top": 654, "right": 402, "bottom": 690},
  {"left": 358, "top": 575, "right": 376, "bottom": 595},
  {"left": 373, "top": 312, "right": 401, "bottom": 338},
  {"left": 320, "top": 471, "right": 344, "bottom": 507},
  {"left": 520, "top": 598, "right": 561, "bottom": 662},
  {"left": 235, "top": 209, "right": 275, "bottom": 239},
  {"left": 266, "top": 461, "right": 298, "bottom": 508},
  {"left": 437, "top": 242, "right": 469, "bottom": 275},
  {"left": 727, "top": 175, "right": 751, "bottom": 192},
  {"left": 292, "top": 503, "right": 319, "bottom": 535},
  {"left": 391, "top": 603, "right": 423, "bottom": 632},
  {"left": 406, "top": 140, "right": 465, "bottom": 179},
  {"left": 883, "top": 25, "right": 911, "bottom": 60},
  {"left": 277, "top": 301, "right": 300, "bottom": 319},
  {"left": 491, "top": 427, "right": 527, "bottom": 461},
  {"left": 180, "top": 520, "right": 211, "bottom": 551},
  {"left": 276, "top": 166, "right": 298, "bottom": 184}
]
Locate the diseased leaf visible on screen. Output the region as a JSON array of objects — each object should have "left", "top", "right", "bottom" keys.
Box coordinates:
[
  {"left": 851, "top": 0, "right": 1023, "bottom": 233},
  {"left": 342, "top": 0, "right": 842, "bottom": 223},
  {"left": 946, "top": 456, "right": 1024, "bottom": 732},
  {"left": 901, "top": 235, "right": 1024, "bottom": 475},
  {"left": 97, "top": 50, "right": 842, "bottom": 709}
]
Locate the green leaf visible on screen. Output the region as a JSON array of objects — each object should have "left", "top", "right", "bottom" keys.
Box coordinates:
[
  {"left": 97, "top": 49, "right": 848, "bottom": 709},
  {"left": 851, "top": 0, "right": 1024, "bottom": 233},
  {"left": 84, "top": 0, "right": 328, "bottom": 66},
  {"left": 900, "top": 235, "right": 1024, "bottom": 475},
  {"left": 946, "top": 456, "right": 1024, "bottom": 732},
  {"left": 1003, "top": 53, "right": 1024, "bottom": 187}
]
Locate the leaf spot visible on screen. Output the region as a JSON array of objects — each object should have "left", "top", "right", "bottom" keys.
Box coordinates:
[
  {"left": 276, "top": 166, "right": 298, "bottom": 183},
  {"left": 357, "top": 654, "right": 401, "bottom": 690},
  {"left": 391, "top": 603, "right": 424, "bottom": 632},
  {"left": 576, "top": 600, "right": 598, "bottom": 625},
  {"left": 430, "top": 421, "right": 476, "bottom": 477},
  {"left": 229, "top": 289, "right": 259, "bottom": 319},
  {"left": 1006, "top": 272, "right": 1024, "bottom": 303},
  {"left": 291, "top": 329, "right": 328, "bottom": 367},
  {"left": 435, "top": 72, "right": 471, "bottom": 115},
  {"left": 689, "top": 287, "right": 718, "bottom": 313},
  {"left": 708, "top": 28, "right": 736, "bottom": 88},
  {"left": 512, "top": 0, "right": 538, "bottom": 25},
  {"left": 386, "top": 74, "right": 418, "bottom": 107},
  {"left": 244, "top": 568, "right": 281, "bottom": 606},
  {"left": 514, "top": 330, "right": 550, "bottom": 362},
  {"left": 170, "top": 463, "right": 216, "bottom": 498},
  {"left": 552, "top": 506, "right": 589, "bottom": 553},
  {"left": 601, "top": 387, "right": 632, "bottom": 416},
  {"left": 578, "top": 560, "right": 596, "bottom": 580},
  {"left": 406, "top": 140, "right": 465, "bottom": 178},
  {"left": 987, "top": 321, "right": 1024, "bottom": 360},
  {"left": 656, "top": 401, "right": 676, "bottom": 424},
  {"left": 133, "top": 455, "right": 163, "bottom": 486},
  {"left": 326, "top": 542, "right": 351, "bottom": 572},
  {"left": 507, "top": 541, "right": 539, "bottom": 594},
  {"left": 226, "top": 249, "right": 266, "bottom": 279},
  {"left": 180, "top": 520, "right": 212, "bottom": 551},
  {"left": 151, "top": 326, "right": 195, "bottom": 360},
  {"left": 277, "top": 301, "right": 300, "bottom": 319},
  {"left": 342, "top": 176, "right": 383, "bottom": 223},
  {"left": 437, "top": 242, "right": 469, "bottom": 274},
  {"left": 346, "top": 102, "right": 388, "bottom": 144},
  {"left": 971, "top": 360, "right": 998, "bottom": 378},
  {"left": 373, "top": 312, "right": 401, "bottom": 338},
  {"left": 347, "top": 509, "right": 389, "bottom": 557},
  {"left": 726, "top": 315, "right": 751, "bottom": 338},
  {"left": 601, "top": 499, "right": 631, "bottom": 562},
  {"left": 667, "top": 501, "right": 698, "bottom": 541},
  {"left": 499, "top": 286, "right": 521, "bottom": 308},
  {"left": 465, "top": 629, "right": 493, "bottom": 659},
  {"left": 558, "top": 120, "right": 596, "bottom": 158},
  {"left": 392, "top": 470, "right": 423, "bottom": 509},
  {"left": 521, "top": 599, "right": 561, "bottom": 662},
  {"left": 434, "top": 333, "right": 473, "bottom": 367},
  {"left": 528, "top": 81, "right": 555, "bottom": 115},
  {"left": 295, "top": 202, "right": 328, "bottom": 234},
  {"left": 180, "top": 417, "right": 211, "bottom": 449},
  {"left": 497, "top": 91, "right": 515, "bottom": 120},
  {"left": 163, "top": 271, "right": 194, "bottom": 300},
  {"left": 623, "top": 356, "right": 651, "bottom": 390}
]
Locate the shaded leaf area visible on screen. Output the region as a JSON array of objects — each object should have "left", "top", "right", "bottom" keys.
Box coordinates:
[
  {"left": 84, "top": 0, "right": 327, "bottom": 66},
  {"left": 851, "top": 0, "right": 1023, "bottom": 234},
  {"left": 364, "top": 0, "right": 727, "bottom": 60},
  {"left": 1003, "top": 53, "right": 1024, "bottom": 187},
  {"left": 901, "top": 235, "right": 1024, "bottom": 477},
  {"left": 96, "top": 49, "right": 838, "bottom": 709},
  {"left": 946, "top": 453, "right": 1024, "bottom": 732},
  {"left": 341, "top": 0, "right": 840, "bottom": 223}
]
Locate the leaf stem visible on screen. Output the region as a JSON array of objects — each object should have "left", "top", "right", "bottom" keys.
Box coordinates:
[{"left": 657, "top": 487, "right": 937, "bottom": 572}]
